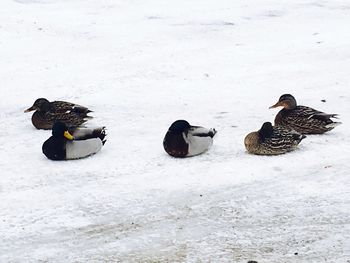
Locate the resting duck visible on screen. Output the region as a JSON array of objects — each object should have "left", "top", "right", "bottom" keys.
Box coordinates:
[
  {"left": 24, "top": 98, "right": 92, "bottom": 130},
  {"left": 42, "top": 121, "right": 106, "bottom": 160},
  {"left": 269, "top": 94, "right": 341, "bottom": 134},
  {"left": 244, "top": 122, "right": 306, "bottom": 155},
  {"left": 163, "top": 120, "right": 217, "bottom": 157}
]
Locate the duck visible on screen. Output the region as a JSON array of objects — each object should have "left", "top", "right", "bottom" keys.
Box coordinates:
[
  {"left": 163, "top": 120, "right": 217, "bottom": 157},
  {"left": 24, "top": 98, "right": 92, "bottom": 130},
  {"left": 42, "top": 121, "right": 106, "bottom": 160},
  {"left": 269, "top": 94, "right": 341, "bottom": 134},
  {"left": 244, "top": 122, "right": 306, "bottom": 155}
]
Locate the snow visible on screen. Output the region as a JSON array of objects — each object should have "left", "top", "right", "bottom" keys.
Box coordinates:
[{"left": 1, "top": 0, "right": 350, "bottom": 262}]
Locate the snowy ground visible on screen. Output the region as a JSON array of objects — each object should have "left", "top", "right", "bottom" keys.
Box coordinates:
[{"left": 1, "top": 0, "right": 350, "bottom": 262}]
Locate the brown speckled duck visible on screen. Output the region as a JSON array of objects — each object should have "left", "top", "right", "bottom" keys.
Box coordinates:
[
  {"left": 24, "top": 98, "right": 92, "bottom": 130},
  {"left": 244, "top": 122, "right": 306, "bottom": 155},
  {"left": 269, "top": 94, "right": 341, "bottom": 134}
]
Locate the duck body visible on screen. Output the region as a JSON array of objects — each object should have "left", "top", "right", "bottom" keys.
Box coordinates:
[
  {"left": 270, "top": 94, "right": 340, "bottom": 134},
  {"left": 42, "top": 122, "right": 106, "bottom": 160},
  {"left": 25, "top": 98, "right": 92, "bottom": 130},
  {"left": 274, "top": 106, "right": 340, "bottom": 134},
  {"left": 31, "top": 110, "right": 91, "bottom": 130},
  {"left": 244, "top": 122, "right": 305, "bottom": 155},
  {"left": 163, "top": 120, "right": 217, "bottom": 157}
]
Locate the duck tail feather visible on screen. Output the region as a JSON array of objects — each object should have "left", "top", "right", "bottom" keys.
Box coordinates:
[{"left": 326, "top": 122, "right": 342, "bottom": 128}]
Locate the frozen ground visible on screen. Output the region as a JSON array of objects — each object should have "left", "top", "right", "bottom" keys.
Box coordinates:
[{"left": 1, "top": 0, "right": 350, "bottom": 262}]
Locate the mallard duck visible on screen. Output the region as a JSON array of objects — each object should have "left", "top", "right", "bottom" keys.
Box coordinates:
[
  {"left": 42, "top": 121, "right": 106, "bottom": 160},
  {"left": 244, "top": 122, "right": 306, "bottom": 155},
  {"left": 163, "top": 120, "right": 217, "bottom": 157},
  {"left": 24, "top": 98, "right": 92, "bottom": 130},
  {"left": 269, "top": 94, "right": 341, "bottom": 134}
]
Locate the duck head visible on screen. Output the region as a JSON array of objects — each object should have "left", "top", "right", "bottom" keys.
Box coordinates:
[
  {"left": 258, "top": 122, "right": 274, "bottom": 141},
  {"left": 24, "top": 98, "right": 51, "bottom": 113},
  {"left": 269, "top": 94, "right": 297, "bottom": 110},
  {"left": 168, "top": 120, "right": 191, "bottom": 134},
  {"left": 52, "top": 121, "right": 74, "bottom": 140}
]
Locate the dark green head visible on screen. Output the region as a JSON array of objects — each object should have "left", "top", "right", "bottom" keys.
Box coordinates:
[
  {"left": 52, "top": 122, "right": 74, "bottom": 140},
  {"left": 259, "top": 122, "right": 274, "bottom": 141},
  {"left": 168, "top": 120, "right": 191, "bottom": 134}
]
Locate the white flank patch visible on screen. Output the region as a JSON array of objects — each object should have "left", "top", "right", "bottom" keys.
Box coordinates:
[
  {"left": 66, "top": 138, "right": 103, "bottom": 159},
  {"left": 183, "top": 129, "right": 214, "bottom": 157}
]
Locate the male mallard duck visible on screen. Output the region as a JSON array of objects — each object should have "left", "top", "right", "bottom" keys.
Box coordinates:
[
  {"left": 42, "top": 121, "right": 106, "bottom": 160},
  {"left": 269, "top": 94, "right": 341, "bottom": 134},
  {"left": 163, "top": 120, "right": 217, "bottom": 157},
  {"left": 244, "top": 122, "right": 306, "bottom": 155},
  {"left": 24, "top": 98, "right": 92, "bottom": 130}
]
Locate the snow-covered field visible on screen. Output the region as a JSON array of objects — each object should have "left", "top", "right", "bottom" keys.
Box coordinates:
[{"left": 1, "top": 0, "right": 350, "bottom": 262}]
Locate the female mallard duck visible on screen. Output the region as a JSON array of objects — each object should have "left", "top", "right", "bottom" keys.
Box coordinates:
[
  {"left": 269, "top": 94, "right": 341, "bottom": 134},
  {"left": 24, "top": 98, "right": 92, "bottom": 130},
  {"left": 42, "top": 121, "right": 106, "bottom": 160},
  {"left": 163, "top": 120, "right": 217, "bottom": 157},
  {"left": 244, "top": 122, "right": 306, "bottom": 155}
]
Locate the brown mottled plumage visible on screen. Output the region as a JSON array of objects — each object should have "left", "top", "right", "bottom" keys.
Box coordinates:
[
  {"left": 269, "top": 94, "right": 341, "bottom": 134},
  {"left": 244, "top": 122, "right": 306, "bottom": 155},
  {"left": 24, "top": 98, "right": 92, "bottom": 130}
]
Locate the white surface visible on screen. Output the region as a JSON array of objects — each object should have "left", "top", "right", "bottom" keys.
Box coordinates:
[{"left": 0, "top": 0, "right": 349, "bottom": 262}]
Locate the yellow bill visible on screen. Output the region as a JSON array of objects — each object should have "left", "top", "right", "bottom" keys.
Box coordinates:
[{"left": 64, "top": 131, "right": 74, "bottom": 140}]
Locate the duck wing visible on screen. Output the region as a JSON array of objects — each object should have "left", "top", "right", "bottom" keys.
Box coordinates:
[
  {"left": 262, "top": 126, "right": 305, "bottom": 150},
  {"left": 73, "top": 127, "right": 107, "bottom": 144},
  {"left": 279, "top": 106, "right": 340, "bottom": 134},
  {"left": 291, "top": 106, "right": 337, "bottom": 122},
  {"left": 44, "top": 111, "right": 89, "bottom": 129},
  {"left": 190, "top": 126, "right": 217, "bottom": 138},
  {"left": 51, "top": 101, "right": 92, "bottom": 114}
]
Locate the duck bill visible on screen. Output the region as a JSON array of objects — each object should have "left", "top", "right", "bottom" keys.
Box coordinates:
[
  {"left": 64, "top": 131, "right": 74, "bottom": 140},
  {"left": 24, "top": 105, "right": 38, "bottom": 113},
  {"left": 269, "top": 101, "right": 283, "bottom": 109}
]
